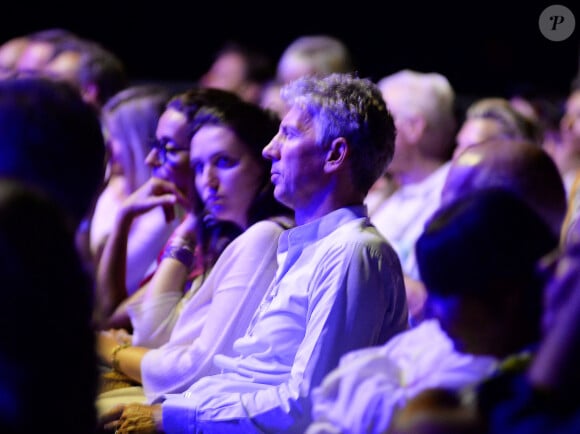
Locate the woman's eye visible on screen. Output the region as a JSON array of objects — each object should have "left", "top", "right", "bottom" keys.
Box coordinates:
[
  {"left": 192, "top": 162, "right": 203, "bottom": 174},
  {"left": 215, "top": 156, "right": 237, "bottom": 168}
]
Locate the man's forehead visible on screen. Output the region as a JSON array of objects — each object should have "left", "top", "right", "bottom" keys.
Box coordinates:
[{"left": 283, "top": 105, "right": 313, "bottom": 129}]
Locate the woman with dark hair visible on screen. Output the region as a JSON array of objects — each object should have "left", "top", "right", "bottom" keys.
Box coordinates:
[{"left": 95, "top": 87, "right": 293, "bottom": 414}]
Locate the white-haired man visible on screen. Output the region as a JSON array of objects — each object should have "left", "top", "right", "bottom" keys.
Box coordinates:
[{"left": 369, "top": 69, "right": 457, "bottom": 324}]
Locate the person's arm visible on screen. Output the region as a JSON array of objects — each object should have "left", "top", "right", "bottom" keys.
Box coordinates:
[
  {"left": 128, "top": 213, "right": 197, "bottom": 347},
  {"left": 124, "top": 206, "right": 181, "bottom": 295},
  {"left": 92, "top": 178, "right": 189, "bottom": 330},
  {"left": 140, "top": 221, "right": 284, "bottom": 401},
  {"left": 97, "top": 329, "right": 149, "bottom": 383},
  {"left": 93, "top": 207, "right": 134, "bottom": 329}
]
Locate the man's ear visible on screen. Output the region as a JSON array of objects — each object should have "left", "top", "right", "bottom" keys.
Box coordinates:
[
  {"left": 405, "top": 115, "right": 427, "bottom": 143},
  {"left": 324, "top": 137, "right": 348, "bottom": 173}
]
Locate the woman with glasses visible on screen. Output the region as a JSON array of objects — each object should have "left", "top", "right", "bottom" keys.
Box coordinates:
[
  {"left": 89, "top": 84, "right": 172, "bottom": 288},
  {"left": 93, "top": 87, "right": 227, "bottom": 330},
  {"left": 93, "top": 87, "right": 294, "bottom": 416}
]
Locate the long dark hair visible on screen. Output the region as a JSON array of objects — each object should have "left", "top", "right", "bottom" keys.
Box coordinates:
[{"left": 178, "top": 87, "right": 293, "bottom": 279}]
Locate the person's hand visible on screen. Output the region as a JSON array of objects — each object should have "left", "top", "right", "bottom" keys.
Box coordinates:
[
  {"left": 119, "top": 178, "right": 190, "bottom": 224},
  {"left": 106, "top": 328, "right": 133, "bottom": 345},
  {"left": 101, "top": 403, "right": 163, "bottom": 433},
  {"left": 172, "top": 212, "right": 198, "bottom": 242}
]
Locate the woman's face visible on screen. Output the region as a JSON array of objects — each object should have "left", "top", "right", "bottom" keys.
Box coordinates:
[
  {"left": 146, "top": 107, "right": 193, "bottom": 196},
  {"left": 454, "top": 118, "right": 504, "bottom": 159},
  {"left": 190, "top": 124, "right": 264, "bottom": 229}
]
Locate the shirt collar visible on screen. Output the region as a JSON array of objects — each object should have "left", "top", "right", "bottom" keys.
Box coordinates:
[{"left": 278, "top": 205, "right": 368, "bottom": 253}]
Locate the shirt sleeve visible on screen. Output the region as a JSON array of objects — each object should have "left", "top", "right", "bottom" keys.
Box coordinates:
[
  {"left": 307, "top": 320, "right": 498, "bottom": 434},
  {"left": 128, "top": 288, "right": 184, "bottom": 348},
  {"left": 140, "top": 220, "right": 284, "bottom": 404}
]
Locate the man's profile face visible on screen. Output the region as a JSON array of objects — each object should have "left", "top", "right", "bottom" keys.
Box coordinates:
[{"left": 263, "top": 105, "right": 326, "bottom": 211}]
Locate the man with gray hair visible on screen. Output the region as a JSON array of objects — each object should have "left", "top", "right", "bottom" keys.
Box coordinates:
[
  {"left": 101, "top": 73, "right": 409, "bottom": 433},
  {"left": 369, "top": 69, "right": 457, "bottom": 325}
]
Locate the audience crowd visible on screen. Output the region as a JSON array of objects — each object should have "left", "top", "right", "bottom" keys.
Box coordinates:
[{"left": 0, "top": 28, "right": 579, "bottom": 433}]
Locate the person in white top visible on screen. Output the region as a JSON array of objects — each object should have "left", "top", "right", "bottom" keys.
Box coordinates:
[
  {"left": 94, "top": 89, "right": 293, "bottom": 414},
  {"left": 92, "top": 88, "right": 210, "bottom": 330},
  {"left": 100, "top": 73, "right": 409, "bottom": 434},
  {"left": 370, "top": 69, "right": 457, "bottom": 324}
]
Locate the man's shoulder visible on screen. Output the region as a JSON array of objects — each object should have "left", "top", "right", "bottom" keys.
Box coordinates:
[
  {"left": 248, "top": 217, "right": 292, "bottom": 232},
  {"left": 327, "top": 218, "right": 398, "bottom": 255}
]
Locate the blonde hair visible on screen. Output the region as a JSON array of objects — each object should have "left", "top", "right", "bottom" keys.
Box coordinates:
[{"left": 465, "top": 97, "right": 542, "bottom": 144}]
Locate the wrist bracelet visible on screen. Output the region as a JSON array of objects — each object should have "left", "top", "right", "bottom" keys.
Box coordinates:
[
  {"left": 162, "top": 244, "right": 195, "bottom": 270},
  {"left": 111, "top": 343, "right": 131, "bottom": 372},
  {"left": 170, "top": 236, "right": 196, "bottom": 249}
]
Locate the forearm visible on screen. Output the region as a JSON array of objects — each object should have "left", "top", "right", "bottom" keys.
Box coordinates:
[
  {"left": 93, "top": 209, "right": 134, "bottom": 328},
  {"left": 98, "top": 334, "right": 148, "bottom": 384},
  {"left": 129, "top": 238, "right": 196, "bottom": 346},
  {"left": 124, "top": 207, "right": 175, "bottom": 294},
  {"left": 142, "top": 256, "right": 191, "bottom": 303},
  {"left": 112, "top": 345, "right": 149, "bottom": 384},
  {"left": 130, "top": 260, "right": 190, "bottom": 347}
]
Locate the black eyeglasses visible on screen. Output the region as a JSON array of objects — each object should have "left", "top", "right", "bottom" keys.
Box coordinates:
[{"left": 150, "top": 138, "right": 189, "bottom": 164}]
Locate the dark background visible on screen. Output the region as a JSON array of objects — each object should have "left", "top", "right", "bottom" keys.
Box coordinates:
[{"left": 2, "top": 1, "right": 579, "bottom": 99}]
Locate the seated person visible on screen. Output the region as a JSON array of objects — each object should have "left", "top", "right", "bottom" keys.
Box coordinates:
[
  {"left": 89, "top": 84, "right": 172, "bottom": 280},
  {"left": 95, "top": 89, "right": 293, "bottom": 414},
  {"left": 371, "top": 69, "right": 457, "bottom": 324},
  {"left": 306, "top": 139, "right": 566, "bottom": 434},
  {"left": 0, "top": 180, "right": 99, "bottom": 434},
  {"left": 198, "top": 40, "right": 274, "bottom": 105},
  {"left": 93, "top": 87, "right": 231, "bottom": 330},
  {"left": 393, "top": 199, "right": 580, "bottom": 434},
  {"left": 0, "top": 77, "right": 105, "bottom": 232},
  {"left": 454, "top": 97, "right": 542, "bottom": 158},
  {"left": 99, "top": 73, "right": 408, "bottom": 434}
]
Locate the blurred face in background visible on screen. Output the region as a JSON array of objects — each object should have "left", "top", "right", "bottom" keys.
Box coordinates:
[
  {"left": 561, "top": 90, "right": 580, "bottom": 154},
  {"left": 454, "top": 118, "right": 505, "bottom": 159},
  {"left": 15, "top": 41, "right": 55, "bottom": 77}
]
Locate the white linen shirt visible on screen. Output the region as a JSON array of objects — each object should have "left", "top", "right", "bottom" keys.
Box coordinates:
[
  {"left": 128, "top": 219, "right": 288, "bottom": 404},
  {"left": 307, "top": 319, "right": 498, "bottom": 434},
  {"left": 371, "top": 162, "right": 451, "bottom": 279},
  {"left": 161, "top": 205, "right": 409, "bottom": 433}
]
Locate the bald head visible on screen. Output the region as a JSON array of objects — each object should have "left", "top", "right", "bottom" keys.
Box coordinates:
[{"left": 443, "top": 139, "right": 567, "bottom": 237}]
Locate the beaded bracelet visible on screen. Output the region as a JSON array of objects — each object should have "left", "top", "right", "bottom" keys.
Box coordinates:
[
  {"left": 111, "top": 343, "right": 131, "bottom": 372},
  {"left": 161, "top": 243, "right": 195, "bottom": 270}
]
